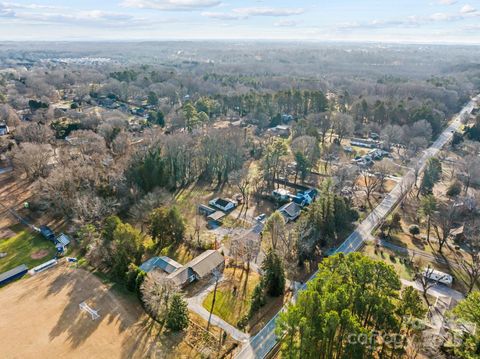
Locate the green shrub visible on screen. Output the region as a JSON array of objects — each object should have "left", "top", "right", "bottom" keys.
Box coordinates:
[{"left": 446, "top": 181, "right": 462, "bottom": 197}]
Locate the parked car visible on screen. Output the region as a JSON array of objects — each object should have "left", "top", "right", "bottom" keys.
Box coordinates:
[{"left": 254, "top": 213, "right": 267, "bottom": 222}]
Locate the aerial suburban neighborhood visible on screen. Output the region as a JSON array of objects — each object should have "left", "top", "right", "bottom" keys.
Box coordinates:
[{"left": 1, "top": 2, "right": 480, "bottom": 359}]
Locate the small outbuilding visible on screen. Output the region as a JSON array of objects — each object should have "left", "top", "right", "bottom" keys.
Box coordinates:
[
  {"left": 55, "top": 233, "right": 71, "bottom": 247},
  {"left": 0, "top": 264, "right": 28, "bottom": 286},
  {"left": 39, "top": 225, "right": 55, "bottom": 242},
  {"left": 450, "top": 225, "right": 466, "bottom": 243},
  {"left": 198, "top": 204, "right": 216, "bottom": 216},
  {"left": 207, "top": 211, "right": 227, "bottom": 222}
]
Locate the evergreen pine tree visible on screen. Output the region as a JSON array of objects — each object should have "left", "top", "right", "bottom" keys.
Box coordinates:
[
  {"left": 262, "top": 250, "right": 285, "bottom": 297},
  {"left": 166, "top": 293, "right": 189, "bottom": 331}
]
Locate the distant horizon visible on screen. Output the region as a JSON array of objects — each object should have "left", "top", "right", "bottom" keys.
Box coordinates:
[
  {"left": 1, "top": 39, "right": 479, "bottom": 46},
  {"left": 0, "top": 1, "right": 479, "bottom": 44}
]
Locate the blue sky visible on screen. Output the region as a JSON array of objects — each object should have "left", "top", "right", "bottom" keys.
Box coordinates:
[{"left": 0, "top": 0, "right": 479, "bottom": 43}]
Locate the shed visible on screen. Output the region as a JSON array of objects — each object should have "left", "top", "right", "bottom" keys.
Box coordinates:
[
  {"left": 55, "top": 233, "right": 71, "bottom": 247},
  {"left": 198, "top": 204, "right": 216, "bottom": 216},
  {"left": 140, "top": 256, "right": 183, "bottom": 274},
  {"left": 39, "top": 225, "right": 55, "bottom": 242},
  {"left": 450, "top": 225, "right": 466, "bottom": 243},
  {"left": 0, "top": 264, "right": 28, "bottom": 286},
  {"left": 207, "top": 211, "right": 227, "bottom": 222}
]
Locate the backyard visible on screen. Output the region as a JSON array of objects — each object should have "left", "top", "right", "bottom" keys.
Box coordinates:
[{"left": 0, "top": 224, "right": 56, "bottom": 273}]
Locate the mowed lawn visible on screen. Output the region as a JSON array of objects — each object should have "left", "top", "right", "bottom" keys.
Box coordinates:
[
  {"left": 203, "top": 268, "right": 260, "bottom": 327},
  {"left": 0, "top": 224, "right": 56, "bottom": 272}
]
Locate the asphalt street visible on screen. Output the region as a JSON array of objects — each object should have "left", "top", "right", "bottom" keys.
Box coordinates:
[{"left": 235, "top": 96, "right": 479, "bottom": 359}]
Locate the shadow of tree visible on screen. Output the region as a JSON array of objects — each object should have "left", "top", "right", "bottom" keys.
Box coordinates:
[{"left": 46, "top": 267, "right": 141, "bottom": 349}]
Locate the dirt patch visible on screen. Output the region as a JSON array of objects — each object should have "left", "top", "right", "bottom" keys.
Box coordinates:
[
  {"left": 0, "top": 265, "right": 155, "bottom": 359},
  {"left": 0, "top": 264, "right": 236, "bottom": 359},
  {"left": 31, "top": 249, "right": 50, "bottom": 260},
  {"left": 0, "top": 228, "right": 16, "bottom": 240}
]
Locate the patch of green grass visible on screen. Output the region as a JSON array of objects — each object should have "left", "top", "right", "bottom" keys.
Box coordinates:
[
  {"left": 222, "top": 216, "right": 250, "bottom": 229},
  {"left": 363, "top": 244, "right": 415, "bottom": 280},
  {"left": 159, "top": 242, "right": 196, "bottom": 264},
  {"left": 0, "top": 224, "right": 56, "bottom": 272},
  {"left": 203, "top": 268, "right": 260, "bottom": 327}
]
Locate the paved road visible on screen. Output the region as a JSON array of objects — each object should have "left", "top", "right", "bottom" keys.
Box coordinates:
[{"left": 235, "top": 96, "right": 478, "bottom": 359}]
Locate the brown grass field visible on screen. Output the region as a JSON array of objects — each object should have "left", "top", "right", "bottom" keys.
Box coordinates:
[
  {"left": 0, "top": 265, "right": 157, "bottom": 359},
  {"left": 0, "top": 264, "right": 236, "bottom": 359}
]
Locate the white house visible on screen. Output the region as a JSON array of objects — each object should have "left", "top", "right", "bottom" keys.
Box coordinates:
[
  {"left": 209, "top": 198, "right": 237, "bottom": 212},
  {"left": 272, "top": 188, "right": 291, "bottom": 202}
]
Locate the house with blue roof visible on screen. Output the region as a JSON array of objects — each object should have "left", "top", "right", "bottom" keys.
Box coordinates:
[
  {"left": 291, "top": 188, "right": 318, "bottom": 207},
  {"left": 139, "top": 256, "right": 183, "bottom": 274}
]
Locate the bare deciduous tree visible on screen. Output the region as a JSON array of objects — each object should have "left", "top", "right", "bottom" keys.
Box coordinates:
[
  {"left": 361, "top": 170, "right": 381, "bottom": 209},
  {"left": 11, "top": 142, "right": 52, "bottom": 180},
  {"left": 141, "top": 272, "right": 179, "bottom": 324},
  {"left": 15, "top": 123, "right": 54, "bottom": 144}
]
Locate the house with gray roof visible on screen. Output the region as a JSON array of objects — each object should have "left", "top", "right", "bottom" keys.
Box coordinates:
[
  {"left": 166, "top": 250, "right": 224, "bottom": 288},
  {"left": 279, "top": 202, "right": 301, "bottom": 222},
  {"left": 139, "top": 256, "right": 183, "bottom": 274}
]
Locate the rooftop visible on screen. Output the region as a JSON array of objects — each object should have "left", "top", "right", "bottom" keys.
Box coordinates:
[
  {"left": 279, "top": 202, "right": 301, "bottom": 218},
  {"left": 186, "top": 249, "right": 224, "bottom": 278},
  {"left": 140, "top": 256, "right": 183, "bottom": 274}
]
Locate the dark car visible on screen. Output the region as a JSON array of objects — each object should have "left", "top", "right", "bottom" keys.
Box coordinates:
[{"left": 39, "top": 225, "right": 55, "bottom": 242}]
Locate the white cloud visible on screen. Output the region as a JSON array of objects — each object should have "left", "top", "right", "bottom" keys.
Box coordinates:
[
  {"left": 460, "top": 4, "right": 476, "bottom": 13},
  {"left": 0, "top": 8, "right": 14, "bottom": 17},
  {"left": 430, "top": 12, "right": 451, "bottom": 20},
  {"left": 0, "top": 3, "right": 15, "bottom": 17},
  {"left": 337, "top": 11, "right": 465, "bottom": 31},
  {"left": 274, "top": 19, "right": 299, "bottom": 27},
  {"left": 0, "top": 4, "right": 149, "bottom": 27},
  {"left": 0, "top": 2, "right": 62, "bottom": 10},
  {"left": 201, "top": 6, "right": 304, "bottom": 21},
  {"left": 201, "top": 11, "right": 244, "bottom": 20},
  {"left": 20, "top": 11, "right": 136, "bottom": 24},
  {"left": 233, "top": 7, "right": 304, "bottom": 17},
  {"left": 437, "top": 0, "right": 457, "bottom": 5},
  {"left": 120, "top": 0, "right": 221, "bottom": 11}
]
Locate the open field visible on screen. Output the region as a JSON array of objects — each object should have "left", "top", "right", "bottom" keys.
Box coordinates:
[
  {"left": 0, "top": 224, "right": 56, "bottom": 272},
  {"left": 0, "top": 264, "right": 235, "bottom": 359}
]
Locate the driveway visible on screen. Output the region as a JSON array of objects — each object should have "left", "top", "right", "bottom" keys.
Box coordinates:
[{"left": 186, "top": 278, "right": 250, "bottom": 343}]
